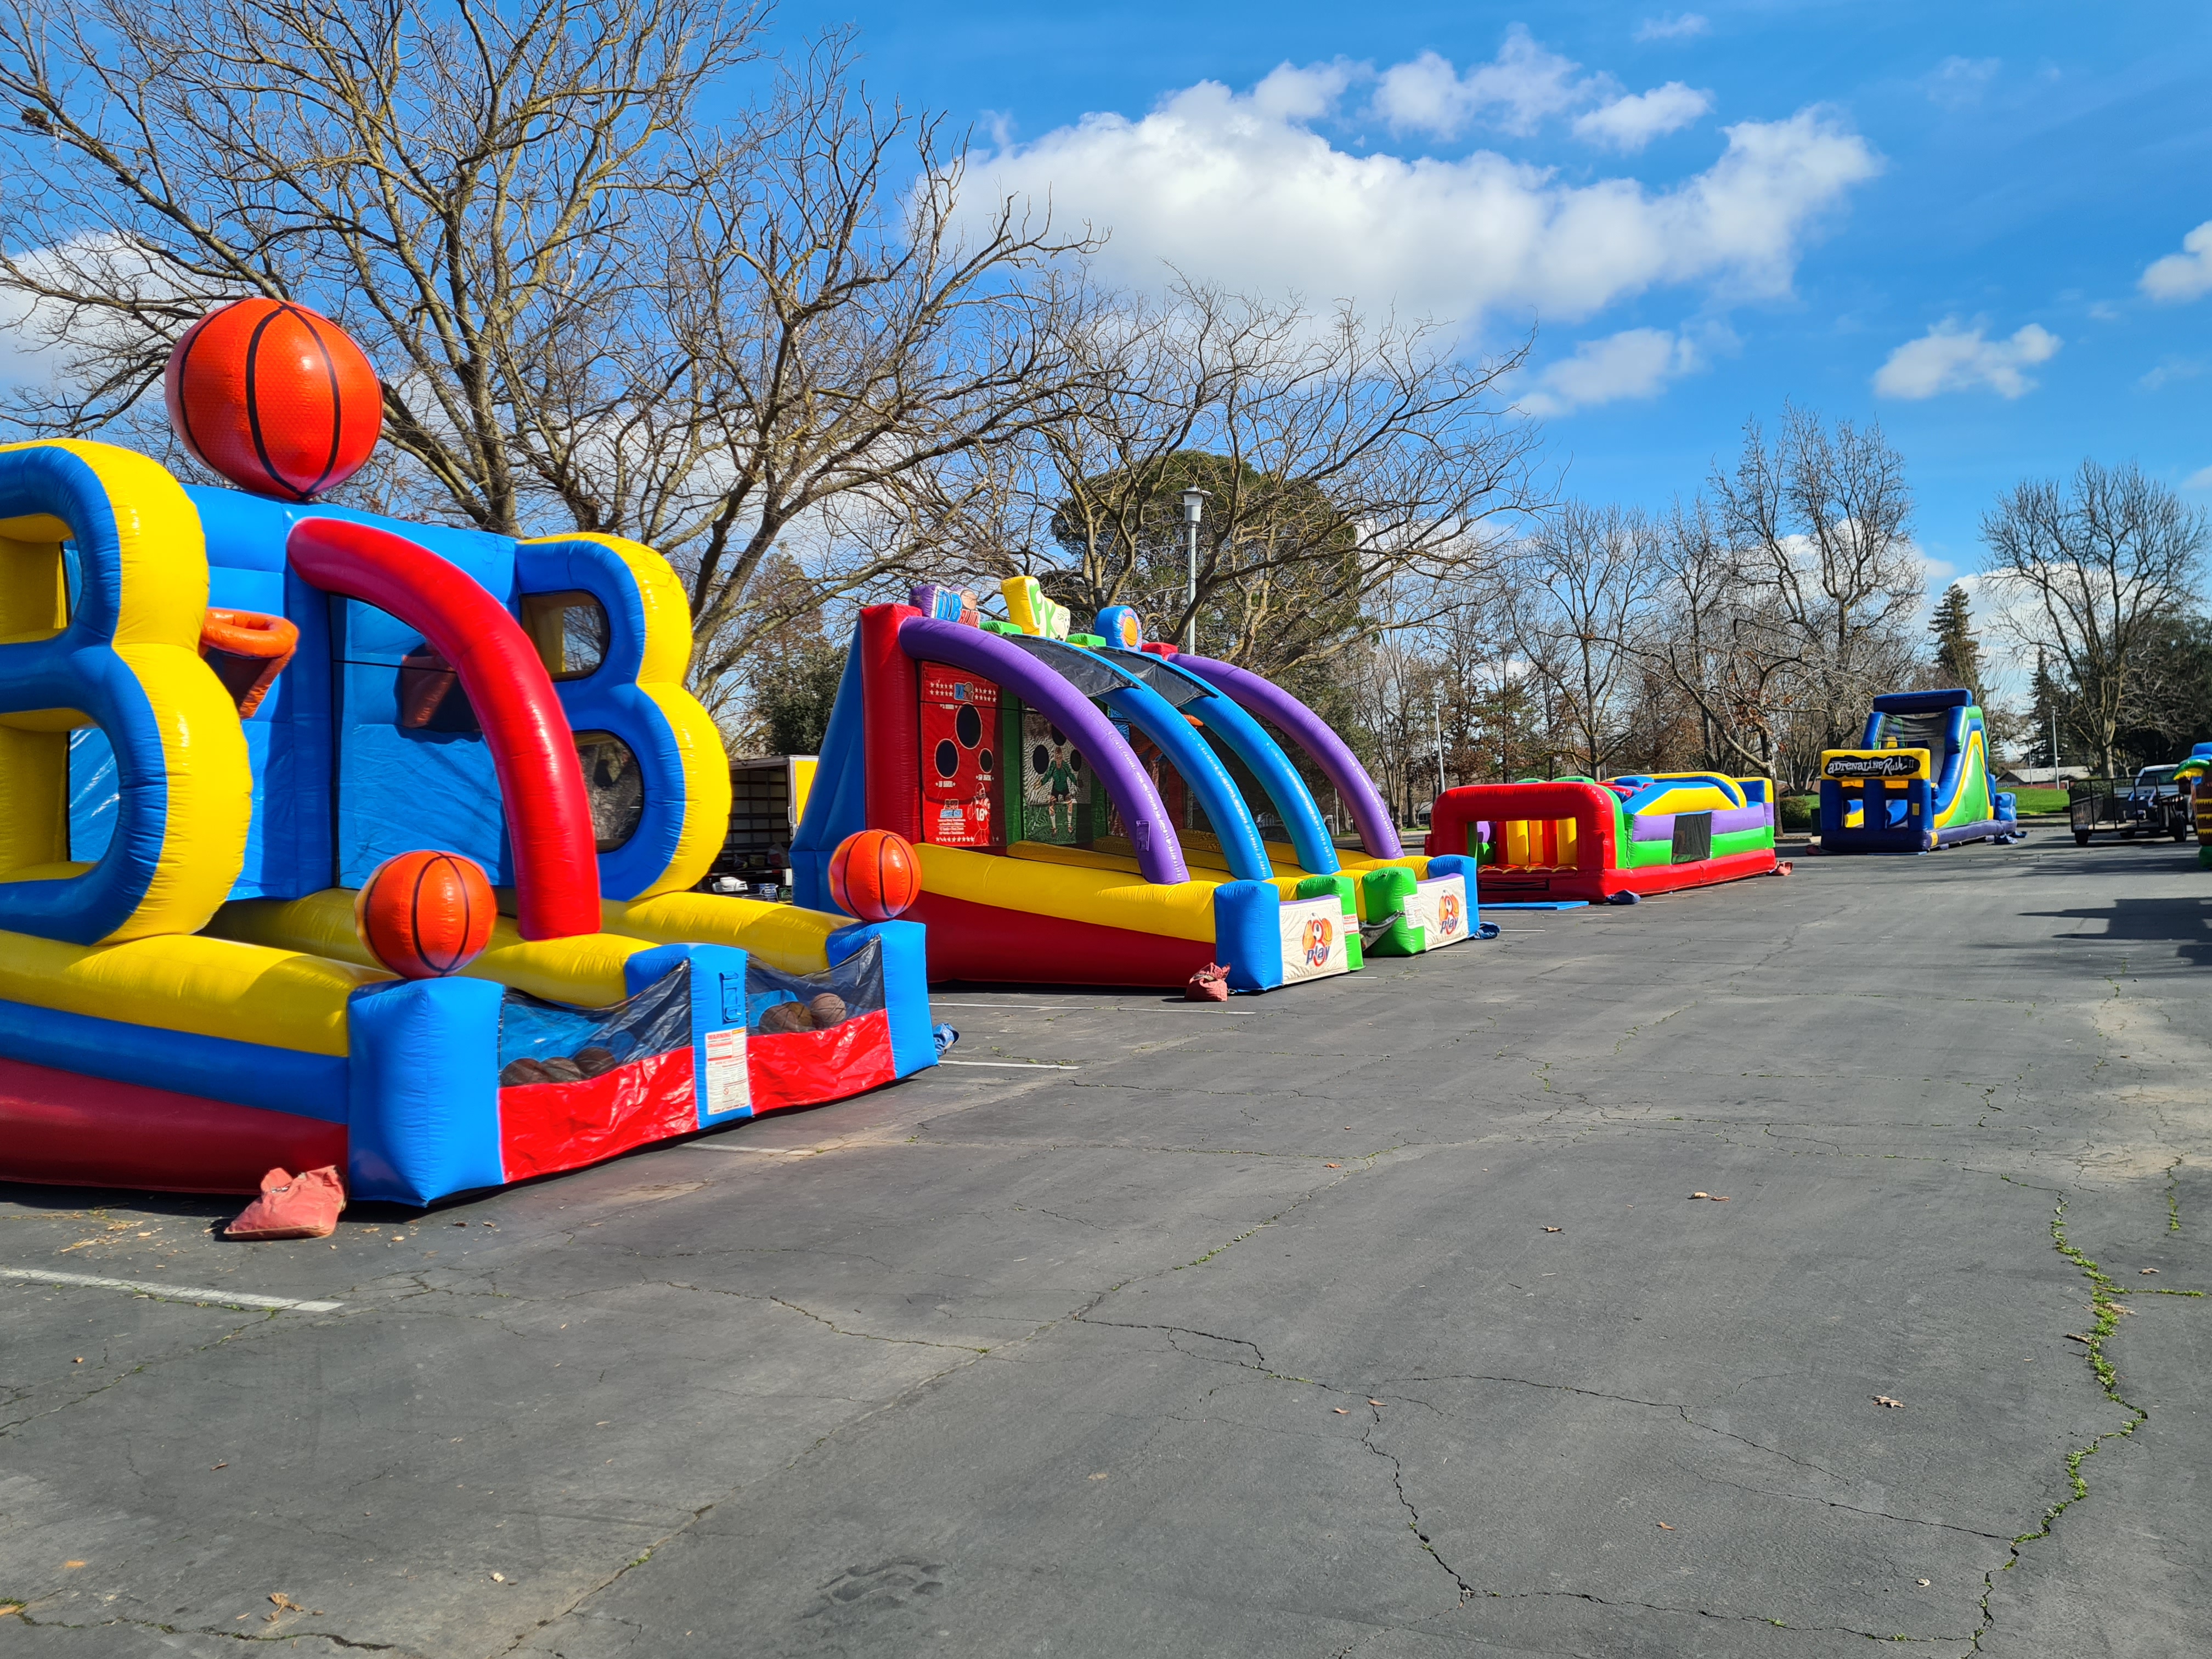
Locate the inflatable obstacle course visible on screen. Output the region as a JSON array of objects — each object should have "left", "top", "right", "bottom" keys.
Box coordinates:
[
  {"left": 0, "top": 298, "right": 935, "bottom": 1204},
  {"left": 790, "top": 578, "right": 1478, "bottom": 990},
  {"left": 1424, "top": 773, "right": 1779, "bottom": 903},
  {"left": 1816, "top": 689, "right": 2018, "bottom": 854}
]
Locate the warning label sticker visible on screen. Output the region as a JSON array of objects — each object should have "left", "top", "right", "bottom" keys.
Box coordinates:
[{"left": 703, "top": 1028, "right": 751, "bottom": 1119}]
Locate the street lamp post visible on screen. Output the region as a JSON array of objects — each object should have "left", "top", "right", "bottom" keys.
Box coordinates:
[
  {"left": 1431, "top": 691, "right": 1446, "bottom": 801},
  {"left": 1180, "top": 488, "right": 1207, "bottom": 654}
]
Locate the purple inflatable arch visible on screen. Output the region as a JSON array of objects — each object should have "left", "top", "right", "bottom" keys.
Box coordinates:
[
  {"left": 1176, "top": 654, "right": 1402, "bottom": 860},
  {"left": 896, "top": 618, "right": 1190, "bottom": 885}
]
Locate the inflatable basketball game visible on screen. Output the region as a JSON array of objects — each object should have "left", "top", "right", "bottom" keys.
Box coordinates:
[
  {"left": 789, "top": 583, "right": 1480, "bottom": 990},
  {"left": 0, "top": 298, "right": 935, "bottom": 1205}
]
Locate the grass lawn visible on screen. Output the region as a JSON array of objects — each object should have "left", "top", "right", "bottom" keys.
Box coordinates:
[{"left": 2008, "top": 786, "right": 2070, "bottom": 815}]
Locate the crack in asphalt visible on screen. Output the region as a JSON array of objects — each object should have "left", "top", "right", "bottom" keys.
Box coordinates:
[
  {"left": 0, "top": 1304, "right": 281, "bottom": 1437},
  {"left": 1361, "top": 1415, "right": 1479, "bottom": 1602},
  {"left": 1965, "top": 1186, "right": 2166, "bottom": 1651},
  {"left": 5, "top": 1607, "right": 413, "bottom": 1652}
]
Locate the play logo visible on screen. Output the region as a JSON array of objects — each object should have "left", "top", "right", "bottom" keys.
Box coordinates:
[{"left": 1824, "top": 753, "right": 1920, "bottom": 779}]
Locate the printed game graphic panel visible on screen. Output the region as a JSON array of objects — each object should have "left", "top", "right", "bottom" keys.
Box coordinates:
[
  {"left": 1020, "top": 706, "right": 1092, "bottom": 844},
  {"left": 919, "top": 664, "right": 1003, "bottom": 849}
]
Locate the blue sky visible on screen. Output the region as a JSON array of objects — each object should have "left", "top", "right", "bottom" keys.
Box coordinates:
[{"left": 789, "top": 1, "right": 2212, "bottom": 634}]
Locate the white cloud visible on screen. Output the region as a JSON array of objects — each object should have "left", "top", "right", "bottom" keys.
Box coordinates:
[
  {"left": 2141, "top": 221, "right": 2212, "bottom": 303},
  {"left": 2140, "top": 357, "right": 2205, "bottom": 391},
  {"left": 1926, "top": 57, "right": 2000, "bottom": 109},
  {"left": 1517, "top": 326, "right": 1700, "bottom": 415},
  {"left": 970, "top": 73, "right": 1880, "bottom": 330},
  {"left": 1572, "top": 82, "right": 1713, "bottom": 151},
  {"left": 1372, "top": 30, "right": 1588, "bottom": 139},
  {"left": 2186, "top": 466, "right": 2212, "bottom": 490},
  {"left": 1635, "top": 13, "right": 1710, "bottom": 41},
  {"left": 1872, "top": 319, "right": 2060, "bottom": 399},
  {"left": 1250, "top": 59, "right": 1360, "bottom": 122}
]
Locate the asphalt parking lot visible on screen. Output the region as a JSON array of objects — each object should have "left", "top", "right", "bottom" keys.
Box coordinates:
[{"left": 4, "top": 835, "right": 2209, "bottom": 1657}]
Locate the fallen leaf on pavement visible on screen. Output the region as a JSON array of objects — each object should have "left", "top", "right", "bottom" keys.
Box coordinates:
[
  {"left": 1543, "top": 1226, "right": 1562, "bottom": 1233},
  {"left": 1324, "top": 1163, "right": 1340, "bottom": 1169},
  {"left": 1711, "top": 1195, "right": 1730, "bottom": 1201},
  {"left": 1691, "top": 1192, "right": 1709, "bottom": 1199},
  {"left": 1916, "top": 1578, "right": 1931, "bottom": 1587},
  {"left": 2141, "top": 1268, "right": 2160, "bottom": 1274},
  {"left": 1874, "top": 1396, "right": 1904, "bottom": 1408},
  {"left": 1367, "top": 1398, "right": 1385, "bottom": 1407},
  {"left": 2063, "top": 1333, "right": 2091, "bottom": 1343},
  {"left": 1088, "top": 1472, "right": 1108, "bottom": 1480},
  {"left": 211, "top": 1463, "right": 227, "bottom": 1471},
  {"left": 1333, "top": 1408, "right": 1348, "bottom": 1415},
  {"left": 1656, "top": 1522, "right": 1673, "bottom": 1530},
  {"left": 267, "top": 1593, "right": 320, "bottom": 1615}
]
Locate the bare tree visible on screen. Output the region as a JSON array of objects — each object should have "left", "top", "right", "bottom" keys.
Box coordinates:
[
  {"left": 1708, "top": 405, "right": 1925, "bottom": 758},
  {"left": 904, "top": 279, "right": 1541, "bottom": 692},
  {"left": 1982, "top": 459, "right": 2210, "bottom": 778},
  {"left": 0, "top": 3, "right": 1089, "bottom": 719},
  {"left": 1629, "top": 494, "right": 1798, "bottom": 778},
  {"left": 1504, "top": 501, "right": 1660, "bottom": 777},
  {"left": 657, "top": 40, "right": 1096, "bottom": 709},
  {"left": 1608, "top": 409, "right": 1922, "bottom": 787},
  {"left": 0, "top": 0, "right": 764, "bottom": 528}
]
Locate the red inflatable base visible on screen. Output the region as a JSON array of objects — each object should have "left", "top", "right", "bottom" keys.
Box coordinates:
[
  {"left": 751, "top": 1008, "right": 898, "bottom": 1113},
  {"left": 0, "top": 1057, "right": 348, "bottom": 1195},
  {"left": 1477, "top": 846, "right": 1778, "bottom": 903},
  {"left": 498, "top": 1046, "right": 700, "bottom": 1183},
  {"left": 905, "top": 891, "right": 1216, "bottom": 989}
]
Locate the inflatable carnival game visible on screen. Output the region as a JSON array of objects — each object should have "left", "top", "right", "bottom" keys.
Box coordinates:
[
  {"left": 0, "top": 298, "right": 935, "bottom": 1205},
  {"left": 1816, "top": 689, "right": 2019, "bottom": 854},
  {"left": 1425, "top": 774, "right": 1780, "bottom": 902},
  {"left": 789, "top": 581, "right": 1479, "bottom": 990}
]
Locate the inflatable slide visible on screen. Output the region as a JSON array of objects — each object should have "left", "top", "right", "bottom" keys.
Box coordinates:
[
  {"left": 1816, "top": 689, "right": 2019, "bottom": 854},
  {"left": 1424, "top": 774, "right": 1779, "bottom": 902},
  {"left": 0, "top": 300, "right": 934, "bottom": 1205},
  {"left": 789, "top": 585, "right": 1479, "bottom": 990}
]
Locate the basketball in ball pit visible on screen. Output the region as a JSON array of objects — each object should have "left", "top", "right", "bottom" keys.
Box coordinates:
[
  {"left": 827, "top": 828, "right": 919, "bottom": 922},
  {"left": 165, "top": 296, "right": 382, "bottom": 501},
  {"left": 353, "top": 850, "right": 497, "bottom": 980}
]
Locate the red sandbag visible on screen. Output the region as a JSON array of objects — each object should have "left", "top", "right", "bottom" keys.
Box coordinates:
[
  {"left": 1186, "top": 962, "right": 1232, "bottom": 1003},
  {"left": 225, "top": 1166, "right": 346, "bottom": 1241}
]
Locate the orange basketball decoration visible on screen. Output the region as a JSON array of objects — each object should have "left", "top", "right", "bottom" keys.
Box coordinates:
[
  {"left": 354, "top": 850, "right": 496, "bottom": 980},
  {"left": 165, "top": 297, "right": 382, "bottom": 501},
  {"left": 827, "top": 829, "right": 920, "bottom": 921}
]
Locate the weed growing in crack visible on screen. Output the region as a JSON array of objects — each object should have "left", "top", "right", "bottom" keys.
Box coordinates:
[{"left": 1965, "top": 1194, "right": 2149, "bottom": 1650}]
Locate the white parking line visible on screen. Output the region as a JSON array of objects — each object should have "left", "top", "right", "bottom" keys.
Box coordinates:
[
  {"left": 930, "top": 1002, "right": 1082, "bottom": 1012},
  {"left": 939, "top": 1059, "right": 1084, "bottom": 1070},
  {"left": 1, "top": 1267, "right": 342, "bottom": 1313}
]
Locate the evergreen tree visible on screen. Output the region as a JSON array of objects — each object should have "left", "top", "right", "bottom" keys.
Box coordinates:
[
  {"left": 1928, "top": 583, "right": 1983, "bottom": 699},
  {"left": 742, "top": 554, "right": 847, "bottom": 756}
]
